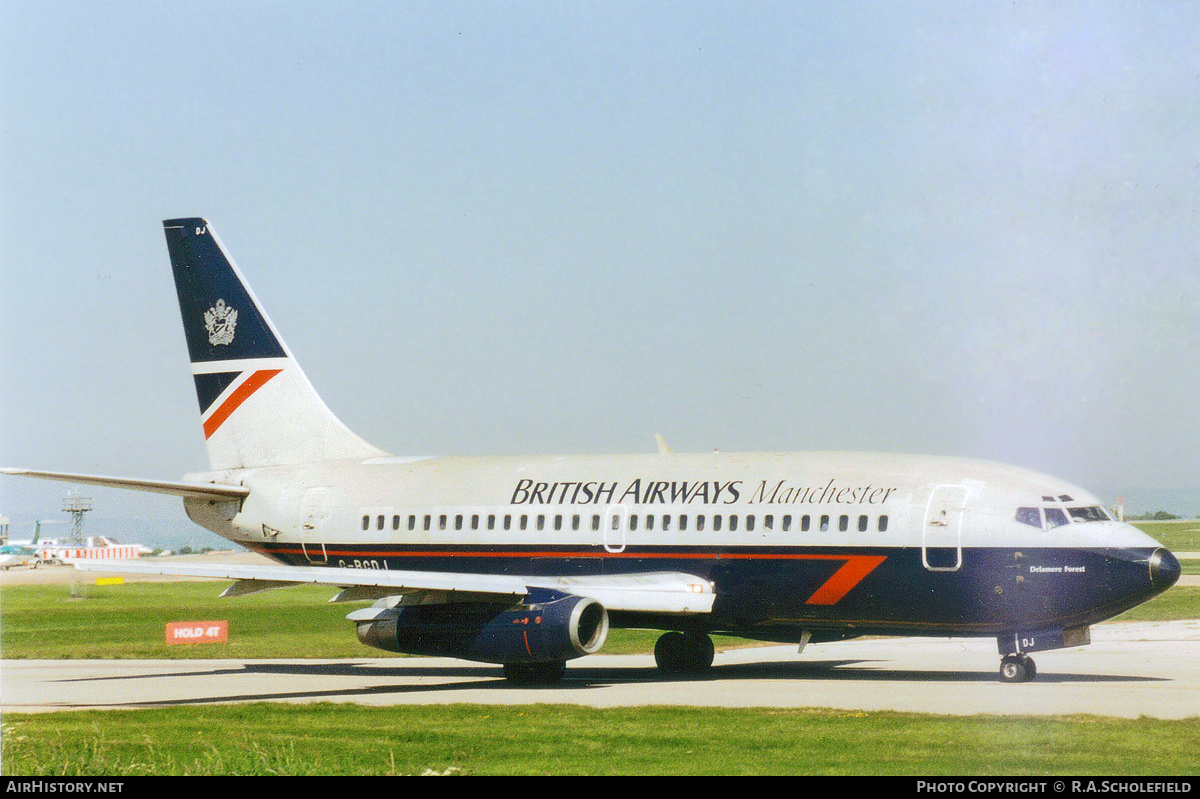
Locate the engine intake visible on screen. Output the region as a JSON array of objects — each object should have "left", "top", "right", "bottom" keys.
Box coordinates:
[{"left": 354, "top": 589, "right": 608, "bottom": 664}]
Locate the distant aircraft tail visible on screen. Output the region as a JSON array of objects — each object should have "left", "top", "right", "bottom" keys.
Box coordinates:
[{"left": 163, "top": 218, "right": 386, "bottom": 470}]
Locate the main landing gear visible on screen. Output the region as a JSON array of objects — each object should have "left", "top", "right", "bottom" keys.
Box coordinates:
[
  {"left": 502, "top": 632, "right": 717, "bottom": 683},
  {"left": 999, "top": 653, "right": 1037, "bottom": 683},
  {"left": 654, "top": 631, "right": 715, "bottom": 676}
]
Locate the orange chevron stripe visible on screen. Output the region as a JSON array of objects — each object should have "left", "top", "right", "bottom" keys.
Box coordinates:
[
  {"left": 802, "top": 554, "right": 887, "bottom": 605},
  {"left": 203, "top": 369, "right": 283, "bottom": 439}
]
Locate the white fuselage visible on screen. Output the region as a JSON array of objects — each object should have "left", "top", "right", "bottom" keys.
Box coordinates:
[{"left": 190, "top": 450, "right": 1157, "bottom": 557}]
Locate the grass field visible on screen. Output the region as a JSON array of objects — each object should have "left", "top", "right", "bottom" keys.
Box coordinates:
[
  {"left": 1130, "top": 520, "right": 1200, "bottom": 553},
  {"left": 1132, "top": 520, "right": 1199, "bottom": 575},
  {"left": 3, "top": 703, "right": 1198, "bottom": 776}
]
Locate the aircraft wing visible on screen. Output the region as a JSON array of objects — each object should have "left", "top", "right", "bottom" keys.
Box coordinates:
[{"left": 71, "top": 559, "right": 715, "bottom": 614}]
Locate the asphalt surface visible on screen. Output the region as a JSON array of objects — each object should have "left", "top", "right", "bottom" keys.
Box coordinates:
[{"left": 3, "top": 621, "right": 1198, "bottom": 718}]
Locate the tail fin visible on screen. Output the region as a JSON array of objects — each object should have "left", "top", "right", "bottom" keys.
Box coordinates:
[{"left": 164, "top": 218, "right": 386, "bottom": 470}]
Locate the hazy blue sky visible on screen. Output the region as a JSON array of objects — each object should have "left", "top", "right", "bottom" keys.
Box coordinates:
[{"left": 2, "top": 2, "right": 1198, "bottom": 547}]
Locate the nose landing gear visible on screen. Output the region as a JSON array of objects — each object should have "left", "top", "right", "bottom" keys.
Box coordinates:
[{"left": 1000, "top": 653, "right": 1037, "bottom": 683}]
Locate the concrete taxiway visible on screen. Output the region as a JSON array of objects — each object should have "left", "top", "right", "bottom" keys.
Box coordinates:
[{"left": 3, "top": 621, "right": 1198, "bottom": 718}]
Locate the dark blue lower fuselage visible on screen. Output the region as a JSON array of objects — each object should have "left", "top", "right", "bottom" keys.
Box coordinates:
[{"left": 252, "top": 541, "right": 1179, "bottom": 640}]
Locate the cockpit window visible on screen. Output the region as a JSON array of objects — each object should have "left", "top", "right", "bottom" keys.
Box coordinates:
[
  {"left": 1044, "top": 507, "right": 1070, "bottom": 529},
  {"left": 1018, "top": 504, "right": 1111, "bottom": 529},
  {"left": 1015, "top": 507, "right": 1043, "bottom": 528},
  {"left": 1068, "top": 506, "right": 1111, "bottom": 523}
]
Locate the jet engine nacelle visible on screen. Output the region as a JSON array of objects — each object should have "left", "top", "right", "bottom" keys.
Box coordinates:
[{"left": 354, "top": 589, "right": 609, "bottom": 664}]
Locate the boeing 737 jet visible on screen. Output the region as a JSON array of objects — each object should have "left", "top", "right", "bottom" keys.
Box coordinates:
[{"left": 2, "top": 218, "right": 1181, "bottom": 683}]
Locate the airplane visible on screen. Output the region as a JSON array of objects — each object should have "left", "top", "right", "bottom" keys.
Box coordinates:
[
  {"left": 0, "top": 522, "right": 45, "bottom": 569},
  {"left": 0, "top": 544, "right": 40, "bottom": 570},
  {"left": 1, "top": 217, "right": 1181, "bottom": 684}
]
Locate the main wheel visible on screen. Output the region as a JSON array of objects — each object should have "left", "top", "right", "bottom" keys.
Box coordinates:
[
  {"left": 684, "top": 632, "right": 715, "bottom": 672},
  {"left": 654, "top": 631, "right": 715, "bottom": 675}
]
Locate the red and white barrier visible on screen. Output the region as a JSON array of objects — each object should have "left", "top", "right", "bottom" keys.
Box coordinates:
[{"left": 40, "top": 545, "right": 145, "bottom": 561}]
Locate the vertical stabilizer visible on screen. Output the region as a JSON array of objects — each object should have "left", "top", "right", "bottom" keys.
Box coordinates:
[{"left": 163, "top": 218, "right": 386, "bottom": 469}]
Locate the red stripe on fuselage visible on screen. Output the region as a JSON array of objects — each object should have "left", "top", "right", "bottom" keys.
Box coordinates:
[{"left": 202, "top": 369, "right": 283, "bottom": 439}]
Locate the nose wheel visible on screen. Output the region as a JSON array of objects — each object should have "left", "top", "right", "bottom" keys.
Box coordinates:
[{"left": 999, "top": 653, "right": 1037, "bottom": 683}]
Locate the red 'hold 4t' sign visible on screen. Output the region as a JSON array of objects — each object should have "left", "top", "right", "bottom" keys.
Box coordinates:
[{"left": 165, "top": 620, "right": 228, "bottom": 644}]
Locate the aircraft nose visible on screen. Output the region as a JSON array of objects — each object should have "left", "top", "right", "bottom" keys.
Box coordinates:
[{"left": 1148, "top": 548, "right": 1181, "bottom": 591}]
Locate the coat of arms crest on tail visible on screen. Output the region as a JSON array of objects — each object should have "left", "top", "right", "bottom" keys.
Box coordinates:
[{"left": 204, "top": 299, "right": 238, "bottom": 345}]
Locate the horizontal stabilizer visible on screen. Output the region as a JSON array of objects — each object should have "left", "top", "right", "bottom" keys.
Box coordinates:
[{"left": 0, "top": 468, "right": 249, "bottom": 500}]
